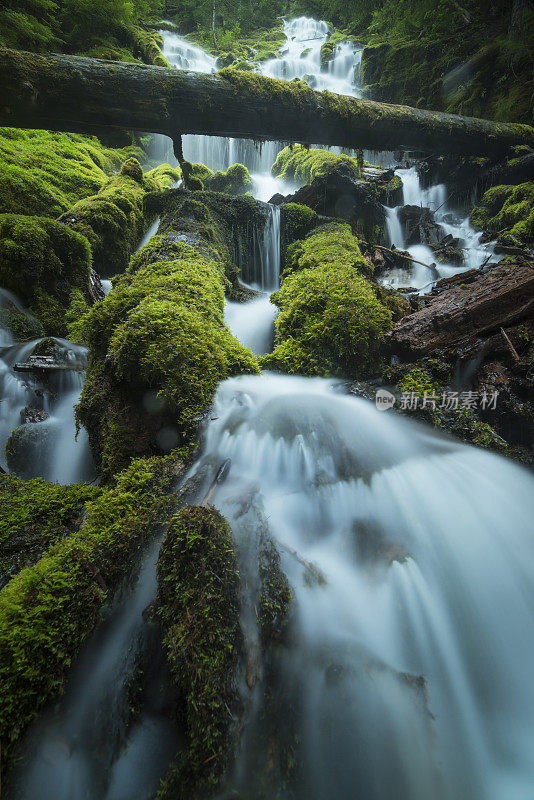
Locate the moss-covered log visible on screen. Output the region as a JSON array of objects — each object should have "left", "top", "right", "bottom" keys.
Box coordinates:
[
  {"left": 0, "top": 454, "right": 185, "bottom": 772},
  {"left": 1, "top": 48, "right": 534, "bottom": 156},
  {"left": 76, "top": 190, "right": 261, "bottom": 478},
  {"left": 262, "top": 222, "right": 395, "bottom": 377}
]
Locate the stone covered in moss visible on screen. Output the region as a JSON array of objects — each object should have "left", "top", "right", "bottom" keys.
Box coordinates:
[
  {"left": 0, "top": 454, "right": 184, "bottom": 768},
  {"left": 262, "top": 222, "right": 392, "bottom": 377},
  {"left": 205, "top": 163, "right": 253, "bottom": 195},
  {"left": 271, "top": 143, "right": 361, "bottom": 184},
  {"left": 77, "top": 192, "right": 260, "bottom": 478},
  {"left": 0, "top": 214, "right": 92, "bottom": 335},
  {"left": 0, "top": 473, "right": 99, "bottom": 587},
  {"left": 156, "top": 505, "right": 241, "bottom": 800},
  {"left": 59, "top": 160, "right": 179, "bottom": 278},
  {"left": 470, "top": 182, "right": 534, "bottom": 245},
  {"left": 280, "top": 202, "right": 319, "bottom": 266},
  {"left": 0, "top": 127, "right": 143, "bottom": 218}
]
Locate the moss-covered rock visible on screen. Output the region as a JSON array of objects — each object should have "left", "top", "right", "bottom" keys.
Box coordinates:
[
  {"left": 271, "top": 143, "right": 361, "bottom": 184},
  {"left": 130, "top": 27, "right": 170, "bottom": 67},
  {"left": 155, "top": 505, "right": 241, "bottom": 800},
  {"left": 0, "top": 454, "right": 184, "bottom": 769},
  {"left": 280, "top": 202, "right": 319, "bottom": 266},
  {"left": 0, "top": 127, "right": 143, "bottom": 218},
  {"left": 206, "top": 163, "right": 253, "bottom": 195},
  {"left": 262, "top": 223, "right": 392, "bottom": 377},
  {"left": 76, "top": 192, "right": 260, "bottom": 479},
  {"left": 59, "top": 160, "right": 179, "bottom": 277},
  {"left": 0, "top": 473, "right": 99, "bottom": 587},
  {"left": 470, "top": 183, "right": 534, "bottom": 245},
  {"left": 0, "top": 214, "right": 92, "bottom": 335}
]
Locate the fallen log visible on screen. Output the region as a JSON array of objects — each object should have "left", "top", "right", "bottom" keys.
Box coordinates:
[
  {"left": 387, "top": 261, "right": 534, "bottom": 358},
  {"left": 1, "top": 48, "right": 534, "bottom": 156}
]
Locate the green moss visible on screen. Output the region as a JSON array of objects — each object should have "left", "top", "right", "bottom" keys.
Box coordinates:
[
  {"left": 59, "top": 160, "right": 179, "bottom": 277},
  {"left": 470, "top": 183, "right": 534, "bottom": 245},
  {"left": 262, "top": 223, "right": 392, "bottom": 378},
  {"left": 0, "top": 308, "right": 44, "bottom": 341},
  {"left": 77, "top": 206, "right": 260, "bottom": 478},
  {"left": 0, "top": 214, "right": 92, "bottom": 336},
  {"left": 435, "top": 408, "right": 508, "bottom": 452},
  {"left": 204, "top": 163, "right": 253, "bottom": 195},
  {"left": 271, "top": 143, "right": 360, "bottom": 183},
  {"left": 0, "top": 455, "right": 184, "bottom": 767},
  {"left": 398, "top": 367, "right": 440, "bottom": 396},
  {"left": 130, "top": 27, "right": 171, "bottom": 67},
  {"left": 0, "top": 127, "right": 143, "bottom": 218},
  {"left": 65, "top": 288, "right": 92, "bottom": 343},
  {"left": 0, "top": 473, "right": 99, "bottom": 584},
  {"left": 156, "top": 505, "right": 241, "bottom": 800}
]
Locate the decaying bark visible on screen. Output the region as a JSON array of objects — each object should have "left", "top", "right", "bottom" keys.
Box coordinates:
[
  {"left": 387, "top": 262, "right": 534, "bottom": 358},
  {"left": 1, "top": 48, "right": 534, "bottom": 156}
]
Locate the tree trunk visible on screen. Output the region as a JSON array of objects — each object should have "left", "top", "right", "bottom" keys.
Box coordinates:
[
  {"left": 212, "top": 0, "right": 218, "bottom": 52},
  {"left": 0, "top": 48, "right": 533, "bottom": 157}
]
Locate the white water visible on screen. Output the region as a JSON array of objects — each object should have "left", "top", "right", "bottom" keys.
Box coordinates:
[
  {"left": 155, "top": 17, "right": 364, "bottom": 191},
  {"left": 11, "top": 14, "right": 532, "bottom": 800},
  {"left": 0, "top": 323, "right": 95, "bottom": 482},
  {"left": 383, "top": 167, "right": 496, "bottom": 291},
  {"left": 194, "top": 373, "right": 534, "bottom": 799}
]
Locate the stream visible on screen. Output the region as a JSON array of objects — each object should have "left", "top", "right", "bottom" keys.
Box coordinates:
[{"left": 5, "top": 15, "right": 534, "bottom": 800}]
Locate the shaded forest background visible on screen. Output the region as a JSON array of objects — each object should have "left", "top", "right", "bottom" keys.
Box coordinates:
[{"left": 1, "top": 0, "right": 533, "bottom": 122}]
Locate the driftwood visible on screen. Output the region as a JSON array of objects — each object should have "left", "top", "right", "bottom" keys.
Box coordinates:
[{"left": 1, "top": 48, "right": 534, "bottom": 156}]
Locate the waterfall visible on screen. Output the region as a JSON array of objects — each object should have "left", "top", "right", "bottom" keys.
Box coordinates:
[
  {"left": 10, "top": 15, "right": 530, "bottom": 800},
  {"left": 0, "top": 335, "right": 95, "bottom": 482},
  {"left": 156, "top": 18, "right": 365, "bottom": 191},
  {"left": 190, "top": 372, "right": 534, "bottom": 800},
  {"left": 380, "top": 166, "right": 497, "bottom": 291},
  {"left": 224, "top": 204, "right": 280, "bottom": 355}
]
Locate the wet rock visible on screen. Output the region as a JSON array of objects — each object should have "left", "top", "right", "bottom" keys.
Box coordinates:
[
  {"left": 5, "top": 421, "right": 55, "bottom": 479},
  {"left": 20, "top": 406, "right": 49, "bottom": 424},
  {"left": 398, "top": 204, "right": 444, "bottom": 247},
  {"left": 272, "top": 162, "right": 386, "bottom": 241}
]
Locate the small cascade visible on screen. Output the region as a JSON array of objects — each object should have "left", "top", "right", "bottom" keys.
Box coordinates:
[
  {"left": 225, "top": 205, "right": 280, "bottom": 355},
  {"left": 385, "top": 206, "right": 405, "bottom": 249},
  {"left": 0, "top": 329, "right": 95, "bottom": 482},
  {"left": 12, "top": 539, "right": 179, "bottom": 800},
  {"left": 380, "top": 166, "right": 497, "bottom": 291}
]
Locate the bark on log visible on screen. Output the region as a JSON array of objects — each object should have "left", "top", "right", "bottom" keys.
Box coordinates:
[
  {"left": 387, "top": 262, "right": 534, "bottom": 358},
  {"left": 1, "top": 48, "right": 534, "bottom": 156}
]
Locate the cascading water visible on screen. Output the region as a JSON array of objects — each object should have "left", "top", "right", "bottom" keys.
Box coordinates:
[
  {"left": 190, "top": 373, "right": 534, "bottom": 800},
  {"left": 155, "top": 17, "right": 365, "bottom": 200},
  {"left": 11, "top": 14, "right": 533, "bottom": 800},
  {"left": 0, "top": 307, "right": 95, "bottom": 483},
  {"left": 383, "top": 166, "right": 496, "bottom": 291},
  {"left": 225, "top": 204, "right": 280, "bottom": 355}
]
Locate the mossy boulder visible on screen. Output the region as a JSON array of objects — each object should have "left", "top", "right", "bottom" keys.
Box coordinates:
[
  {"left": 77, "top": 193, "right": 260, "bottom": 478},
  {"left": 59, "top": 160, "right": 179, "bottom": 278},
  {"left": 0, "top": 473, "right": 99, "bottom": 587},
  {"left": 470, "top": 183, "right": 534, "bottom": 245},
  {"left": 0, "top": 127, "right": 143, "bottom": 218},
  {"left": 280, "top": 202, "right": 319, "bottom": 266},
  {"left": 271, "top": 143, "right": 361, "bottom": 185},
  {"left": 5, "top": 423, "right": 56, "bottom": 480},
  {"left": 262, "top": 223, "right": 392, "bottom": 377},
  {"left": 0, "top": 454, "right": 185, "bottom": 770},
  {"left": 0, "top": 214, "right": 92, "bottom": 335},
  {"left": 156, "top": 505, "right": 241, "bottom": 799}
]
